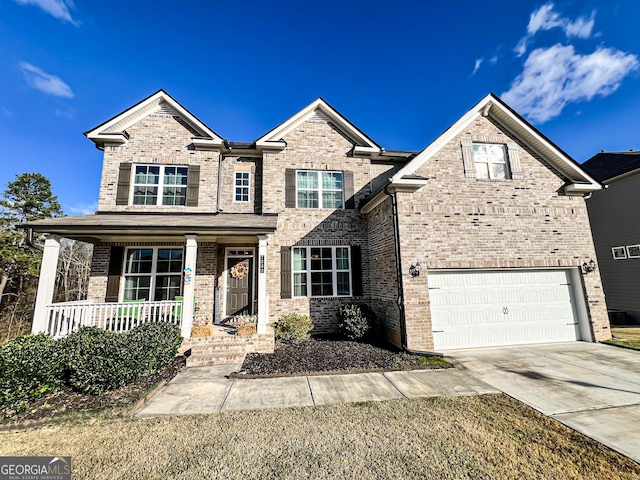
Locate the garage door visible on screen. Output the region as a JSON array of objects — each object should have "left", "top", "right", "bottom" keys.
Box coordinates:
[{"left": 429, "top": 269, "right": 581, "bottom": 350}]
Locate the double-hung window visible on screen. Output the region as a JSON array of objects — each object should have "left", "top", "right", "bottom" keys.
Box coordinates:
[
  {"left": 292, "top": 246, "right": 351, "bottom": 297},
  {"left": 133, "top": 165, "right": 188, "bottom": 205},
  {"left": 296, "top": 171, "right": 343, "bottom": 209},
  {"left": 123, "top": 248, "right": 184, "bottom": 301},
  {"left": 234, "top": 172, "right": 250, "bottom": 202},
  {"left": 473, "top": 144, "right": 511, "bottom": 180}
]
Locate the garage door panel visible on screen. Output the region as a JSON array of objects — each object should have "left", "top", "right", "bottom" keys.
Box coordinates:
[{"left": 429, "top": 269, "right": 581, "bottom": 350}]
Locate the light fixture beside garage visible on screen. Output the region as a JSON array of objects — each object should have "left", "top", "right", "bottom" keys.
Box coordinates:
[
  {"left": 409, "top": 262, "right": 422, "bottom": 277},
  {"left": 582, "top": 259, "right": 597, "bottom": 274}
]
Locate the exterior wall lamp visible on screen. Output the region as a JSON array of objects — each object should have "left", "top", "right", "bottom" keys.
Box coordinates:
[
  {"left": 409, "top": 262, "right": 422, "bottom": 278},
  {"left": 582, "top": 259, "right": 597, "bottom": 274}
]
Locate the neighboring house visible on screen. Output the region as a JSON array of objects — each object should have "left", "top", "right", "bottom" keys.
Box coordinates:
[
  {"left": 583, "top": 151, "right": 640, "bottom": 324},
  {"left": 25, "top": 90, "right": 611, "bottom": 352}
]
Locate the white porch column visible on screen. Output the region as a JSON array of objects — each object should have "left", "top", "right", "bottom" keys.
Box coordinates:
[
  {"left": 257, "top": 234, "right": 269, "bottom": 334},
  {"left": 181, "top": 234, "right": 198, "bottom": 338},
  {"left": 32, "top": 234, "right": 61, "bottom": 334}
]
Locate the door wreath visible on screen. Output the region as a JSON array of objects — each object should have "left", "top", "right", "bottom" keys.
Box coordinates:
[{"left": 230, "top": 260, "right": 249, "bottom": 279}]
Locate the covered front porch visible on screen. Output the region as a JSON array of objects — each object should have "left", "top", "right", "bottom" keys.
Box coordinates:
[{"left": 25, "top": 213, "right": 278, "bottom": 339}]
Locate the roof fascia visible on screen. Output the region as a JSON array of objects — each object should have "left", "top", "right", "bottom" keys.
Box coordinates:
[
  {"left": 360, "top": 178, "right": 427, "bottom": 214},
  {"left": 601, "top": 166, "right": 640, "bottom": 184},
  {"left": 85, "top": 90, "right": 226, "bottom": 148},
  {"left": 255, "top": 98, "right": 381, "bottom": 154}
]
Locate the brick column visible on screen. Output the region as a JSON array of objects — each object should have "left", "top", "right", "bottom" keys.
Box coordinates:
[
  {"left": 257, "top": 235, "right": 269, "bottom": 334},
  {"left": 32, "top": 234, "right": 61, "bottom": 334},
  {"left": 181, "top": 235, "right": 198, "bottom": 338}
]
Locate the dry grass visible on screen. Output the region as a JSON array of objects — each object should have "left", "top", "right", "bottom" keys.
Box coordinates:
[
  {"left": 605, "top": 327, "right": 640, "bottom": 350},
  {"left": 1, "top": 394, "right": 638, "bottom": 479}
]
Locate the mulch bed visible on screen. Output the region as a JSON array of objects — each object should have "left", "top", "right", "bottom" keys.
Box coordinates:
[
  {"left": 1, "top": 356, "right": 186, "bottom": 426},
  {"left": 238, "top": 337, "right": 452, "bottom": 376}
]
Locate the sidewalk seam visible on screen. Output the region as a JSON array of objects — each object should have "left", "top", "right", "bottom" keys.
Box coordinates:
[
  {"left": 382, "top": 372, "right": 407, "bottom": 398},
  {"left": 219, "top": 380, "right": 235, "bottom": 412},
  {"left": 306, "top": 377, "right": 316, "bottom": 405}
]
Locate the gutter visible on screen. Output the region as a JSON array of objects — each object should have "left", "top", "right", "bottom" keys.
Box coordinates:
[
  {"left": 383, "top": 186, "right": 443, "bottom": 358},
  {"left": 26, "top": 227, "right": 44, "bottom": 252}
]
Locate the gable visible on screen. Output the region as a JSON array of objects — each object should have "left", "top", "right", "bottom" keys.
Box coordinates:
[
  {"left": 85, "top": 90, "right": 226, "bottom": 149},
  {"left": 256, "top": 98, "right": 380, "bottom": 156},
  {"left": 392, "top": 94, "right": 601, "bottom": 194}
]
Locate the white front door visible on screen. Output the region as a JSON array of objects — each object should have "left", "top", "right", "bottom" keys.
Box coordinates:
[{"left": 429, "top": 269, "right": 581, "bottom": 350}]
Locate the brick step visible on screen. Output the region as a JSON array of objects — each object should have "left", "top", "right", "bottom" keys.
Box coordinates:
[
  {"left": 186, "top": 352, "right": 246, "bottom": 367},
  {"left": 191, "top": 342, "right": 247, "bottom": 354}
]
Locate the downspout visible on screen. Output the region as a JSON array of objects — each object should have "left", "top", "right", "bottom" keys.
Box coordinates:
[
  {"left": 26, "top": 227, "right": 44, "bottom": 252},
  {"left": 383, "top": 185, "right": 443, "bottom": 358},
  {"left": 215, "top": 142, "right": 230, "bottom": 215}
]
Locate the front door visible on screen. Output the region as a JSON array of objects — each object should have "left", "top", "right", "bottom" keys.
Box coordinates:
[{"left": 225, "top": 250, "right": 254, "bottom": 317}]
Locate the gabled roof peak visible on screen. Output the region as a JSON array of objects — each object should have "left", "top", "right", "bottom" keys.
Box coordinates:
[{"left": 84, "top": 90, "right": 226, "bottom": 149}]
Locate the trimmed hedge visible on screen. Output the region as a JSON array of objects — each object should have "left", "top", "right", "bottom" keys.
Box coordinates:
[
  {"left": 0, "top": 334, "right": 66, "bottom": 413},
  {"left": 0, "top": 322, "right": 183, "bottom": 411},
  {"left": 273, "top": 313, "right": 313, "bottom": 341}
]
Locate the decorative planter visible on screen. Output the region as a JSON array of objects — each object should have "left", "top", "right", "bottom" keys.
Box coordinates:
[
  {"left": 236, "top": 323, "right": 257, "bottom": 337},
  {"left": 191, "top": 325, "right": 214, "bottom": 337}
]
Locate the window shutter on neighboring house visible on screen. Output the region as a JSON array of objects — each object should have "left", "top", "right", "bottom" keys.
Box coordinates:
[
  {"left": 350, "top": 245, "right": 363, "bottom": 296},
  {"left": 506, "top": 142, "right": 523, "bottom": 179},
  {"left": 116, "top": 163, "right": 132, "bottom": 205},
  {"left": 344, "top": 170, "right": 355, "bottom": 209},
  {"left": 186, "top": 165, "right": 200, "bottom": 206},
  {"left": 280, "top": 246, "right": 292, "bottom": 298},
  {"left": 285, "top": 169, "right": 296, "bottom": 208},
  {"left": 460, "top": 138, "right": 477, "bottom": 178},
  {"left": 105, "top": 246, "right": 124, "bottom": 302}
]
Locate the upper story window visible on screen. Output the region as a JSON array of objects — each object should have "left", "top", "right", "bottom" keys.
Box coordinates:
[
  {"left": 296, "top": 170, "right": 343, "bottom": 209},
  {"left": 123, "top": 247, "right": 183, "bottom": 301},
  {"left": 292, "top": 246, "right": 351, "bottom": 297},
  {"left": 473, "top": 144, "right": 511, "bottom": 180},
  {"left": 234, "top": 171, "right": 250, "bottom": 202},
  {"left": 132, "top": 165, "right": 188, "bottom": 206}
]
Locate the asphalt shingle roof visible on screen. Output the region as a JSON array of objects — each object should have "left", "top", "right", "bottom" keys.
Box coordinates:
[{"left": 582, "top": 151, "right": 640, "bottom": 182}]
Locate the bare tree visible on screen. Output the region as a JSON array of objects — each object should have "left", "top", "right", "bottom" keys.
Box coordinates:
[{"left": 55, "top": 239, "right": 93, "bottom": 302}]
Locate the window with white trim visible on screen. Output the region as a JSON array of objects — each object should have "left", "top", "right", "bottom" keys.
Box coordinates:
[
  {"left": 612, "top": 246, "right": 627, "bottom": 259},
  {"left": 234, "top": 172, "right": 250, "bottom": 202},
  {"left": 627, "top": 245, "right": 640, "bottom": 258},
  {"left": 473, "top": 144, "right": 511, "bottom": 180},
  {"left": 293, "top": 246, "right": 351, "bottom": 297},
  {"left": 296, "top": 171, "right": 343, "bottom": 209},
  {"left": 133, "top": 165, "right": 188, "bottom": 205},
  {"left": 123, "top": 248, "right": 184, "bottom": 301}
]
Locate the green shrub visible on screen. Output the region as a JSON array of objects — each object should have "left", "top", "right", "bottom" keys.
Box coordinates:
[
  {"left": 0, "top": 334, "right": 66, "bottom": 412},
  {"left": 338, "top": 303, "right": 376, "bottom": 340},
  {"left": 62, "top": 323, "right": 182, "bottom": 395},
  {"left": 273, "top": 313, "right": 313, "bottom": 341}
]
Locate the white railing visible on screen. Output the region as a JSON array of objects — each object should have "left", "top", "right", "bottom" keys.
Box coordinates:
[{"left": 43, "top": 300, "right": 184, "bottom": 338}]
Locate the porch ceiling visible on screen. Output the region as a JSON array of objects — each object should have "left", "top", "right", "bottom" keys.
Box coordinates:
[{"left": 22, "top": 213, "right": 278, "bottom": 242}]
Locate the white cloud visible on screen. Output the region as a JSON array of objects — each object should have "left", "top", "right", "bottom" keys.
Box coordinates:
[
  {"left": 19, "top": 62, "right": 74, "bottom": 98},
  {"left": 470, "top": 58, "right": 483, "bottom": 77},
  {"left": 515, "top": 3, "right": 595, "bottom": 56},
  {"left": 13, "top": 0, "right": 78, "bottom": 26},
  {"left": 502, "top": 44, "right": 638, "bottom": 123},
  {"left": 66, "top": 202, "right": 97, "bottom": 216}
]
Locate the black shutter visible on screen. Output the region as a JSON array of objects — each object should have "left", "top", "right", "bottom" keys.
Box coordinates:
[
  {"left": 351, "top": 245, "right": 363, "bottom": 296},
  {"left": 116, "top": 163, "right": 131, "bottom": 205},
  {"left": 280, "top": 246, "right": 292, "bottom": 299},
  {"left": 344, "top": 170, "right": 355, "bottom": 209},
  {"left": 105, "top": 246, "right": 124, "bottom": 302},
  {"left": 186, "top": 165, "right": 200, "bottom": 206},
  {"left": 285, "top": 169, "right": 296, "bottom": 208}
]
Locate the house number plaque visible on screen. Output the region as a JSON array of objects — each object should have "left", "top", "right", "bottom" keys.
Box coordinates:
[{"left": 260, "top": 255, "right": 265, "bottom": 273}]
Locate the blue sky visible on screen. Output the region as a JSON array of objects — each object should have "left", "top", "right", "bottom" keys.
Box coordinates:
[{"left": 1, "top": 1, "right": 639, "bottom": 215}]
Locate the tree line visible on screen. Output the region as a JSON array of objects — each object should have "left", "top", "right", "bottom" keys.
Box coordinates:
[{"left": 0, "top": 173, "right": 92, "bottom": 341}]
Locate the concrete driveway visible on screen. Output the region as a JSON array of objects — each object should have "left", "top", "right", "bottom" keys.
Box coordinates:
[{"left": 446, "top": 342, "right": 640, "bottom": 463}]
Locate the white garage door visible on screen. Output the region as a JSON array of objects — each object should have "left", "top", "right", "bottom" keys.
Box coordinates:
[{"left": 429, "top": 269, "right": 581, "bottom": 350}]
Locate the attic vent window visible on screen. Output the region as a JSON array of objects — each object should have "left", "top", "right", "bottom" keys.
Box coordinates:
[{"left": 473, "top": 144, "right": 511, "bottom": 180}]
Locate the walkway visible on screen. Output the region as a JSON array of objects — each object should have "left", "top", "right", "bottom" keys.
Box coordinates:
[{"left": 135, "top": 365, "right": 497, "bottom": 417}]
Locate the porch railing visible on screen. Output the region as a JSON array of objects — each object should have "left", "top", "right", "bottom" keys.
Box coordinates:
[{"left": 43, "top": 300, "right": 184, "bottom": 338}]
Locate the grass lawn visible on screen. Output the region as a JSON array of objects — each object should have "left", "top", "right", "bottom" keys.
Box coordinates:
[
  {"left": 2, "top": 394, "right": 638, "bottom": 479},
  {"left": 604, "top": 327, "right": 640, "bottom": 350}
]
